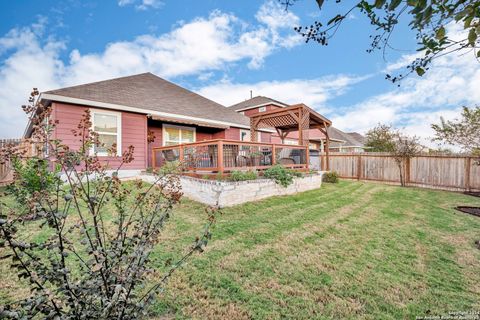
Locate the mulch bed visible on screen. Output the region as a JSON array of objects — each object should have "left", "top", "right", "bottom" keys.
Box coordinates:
[
  {"left": 455, "top": 206, "right": 480, "bottom": 218},
  {"left": 464, "top": 191, "right": 480, "bottom": 198}
]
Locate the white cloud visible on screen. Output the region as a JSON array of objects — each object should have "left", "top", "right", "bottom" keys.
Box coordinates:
[
  {"left": 0, "top": 21, "right": 64, "bottom": 138},
  {"left": 118, "top": 0, "right": 135, "bottom": 6},
  {"left": 0, "top": 2, "right": 302, "bottom": 138},
  {"left": 197, "top": 74, "right": 367, "bottom": 109},
  {"left": 118, "top": 0, "right": 163, "bottom": 10},
  {"left": 136, "top": 0, "right": 163, "bottom": 10},
  {"left": 331, "top": 45, "right": 480, "bottom": 147}
]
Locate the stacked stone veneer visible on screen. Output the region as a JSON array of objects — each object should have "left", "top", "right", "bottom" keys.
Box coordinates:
[{"left": 139, "top": 173, "right": 324, "bottom": 207}]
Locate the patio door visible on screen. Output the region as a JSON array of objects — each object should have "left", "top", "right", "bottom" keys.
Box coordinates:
[{"left": 163, "top": 124, "right": 196, "bottom": 146}]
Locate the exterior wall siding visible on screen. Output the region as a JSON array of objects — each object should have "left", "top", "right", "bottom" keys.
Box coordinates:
[
  {"left": 224, "top": 127, "right": 240, "bottom": 140},
  {"left": 242, "top": 104, "right": 282, "bottom": 117},
  {"left": 52, "top": 102, "right": 148, "bottom": 170}
]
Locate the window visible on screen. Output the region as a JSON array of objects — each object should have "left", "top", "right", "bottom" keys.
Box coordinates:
[
  {"left": 163, "top": 124, "right": 196, "bottom": 146},
  {"left": 239, "top": 111, "right": 245, "bottom": 115},
  {"left": 91, "top": 110, "right": 121, "bottom": 156},
  {"left": 258, "top": 106, "right": 266, "bottom": 112},
  {"left": 240, "top": 129, "right": 251, "bottom": 142}
]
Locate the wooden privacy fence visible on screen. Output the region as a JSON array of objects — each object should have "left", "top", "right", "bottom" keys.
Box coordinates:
[
  {"left": 321, "top": 152, "right": 480, "bottom": 192},
  {"left": 0, "top": 139, "right": 24, "bottom": 185}
]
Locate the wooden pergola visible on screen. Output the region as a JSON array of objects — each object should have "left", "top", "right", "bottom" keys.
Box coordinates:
[{"left": 249, "top": 103, "right": 332, "bottom": 170}]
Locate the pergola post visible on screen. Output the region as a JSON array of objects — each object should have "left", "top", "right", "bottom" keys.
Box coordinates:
[
  {"left": 250, "top": 117, "right": 258, "bottom": 142},
  {"left": 300, "top": 106, "right": 310, "bottom": 147},
  {"left": 324, "top": 123, "right": 330, "bottom": 171}
]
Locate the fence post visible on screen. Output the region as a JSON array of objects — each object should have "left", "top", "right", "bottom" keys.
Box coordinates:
[
  {"left": 405, "top": 157, "right": 411, "bottom": 186},
  {"left": 217, "top": 140, "right": 224, "bottom": 174},
  {"left": 465, "top": 157, "right": 471, "bottom": 191},
  {"left": 272, "top": 144, "right": 276, "bottom": 165},
  {"left": 357, "top": 155, "right": 361, "bottom": 180},
  {"left": 179, "top": 146, "right": 184, "bottom": 163},
  {"left": 305, "top": 146, "right": 309, "bottom": 171}
]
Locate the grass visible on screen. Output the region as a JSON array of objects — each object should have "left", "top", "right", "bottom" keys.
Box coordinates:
[{"left": 1, "top": 181, "right": 480, "bottom": 319}]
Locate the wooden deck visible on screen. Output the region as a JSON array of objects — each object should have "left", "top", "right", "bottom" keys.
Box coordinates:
[{"left": 152, "top": 139, "right": 310, "bottom": 173}]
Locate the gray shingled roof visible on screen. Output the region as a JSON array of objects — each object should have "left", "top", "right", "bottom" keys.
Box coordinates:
[
  {"left": 347, "top": 132, "right": 366, "bottom": 144},
  {"left": 44, "top": 72, "right": 250, "bottom": 127},
  {"left": 228, "top": 96, "right": 289, "bottom": 111},
  {"left": 328, "top": 127, "right": 365, "bottom": 147}
]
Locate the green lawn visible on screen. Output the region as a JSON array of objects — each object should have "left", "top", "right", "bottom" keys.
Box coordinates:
[{"left": 1, "top": 181, "right": 480, "bottom": 319}]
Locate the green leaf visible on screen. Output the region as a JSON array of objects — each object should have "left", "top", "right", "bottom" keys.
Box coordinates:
[
  {"left": 316, "top": 0, "right": 324, "bottom": 9},
  {"left": 327, "top": 14, "right": 344, "bottom": 26},
  {"left": 375, "top": 0, "right": 386, "bottom": 9},
  {"left": 416, "top": 67, "right": 425, "bottom": 76},
  {"left": 407, "top": 0, "right": 417, "bottom": 6},
  {"left": 423, "top": 5, "right": 433, "bottom": 21},
  {"left": 464, "top": 16, "right": 473, "bottom": 28},
  {"left": 468, "top": 29, "right": 477, "bottom": 45},
  {"left": 477, "top": 51, "right": 480, "bottom": 58},
  {"left": 435, "top": 26, "right": 445, "bottom": 40},
  {"left": 388, "top": 0, "right": 402, "bottom": 10}
]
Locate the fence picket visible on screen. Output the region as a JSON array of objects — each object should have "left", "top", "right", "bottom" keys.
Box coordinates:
[{"left": 321, "top": 152, "right": 479, "bottom": 192}]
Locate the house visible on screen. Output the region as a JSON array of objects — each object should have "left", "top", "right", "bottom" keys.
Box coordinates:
[
  {"left": 24, "top": 73, "right": 273, "bottom": 176},
  {"left": 228, "top": 96, "right": 367, "bottom": 152},
  {"left": 24, "top": 73, "right": 346, "bottom": 176}
]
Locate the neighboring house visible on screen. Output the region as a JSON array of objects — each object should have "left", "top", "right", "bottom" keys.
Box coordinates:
[
  {"left": 228, "top": 96, "right": 368, "bottom": 152},
  {"left": 328, "top": 128, "right": 368, "bottom": 153},
  {"left": 24, "top": 73, "right": 272, "bottom": 176}
]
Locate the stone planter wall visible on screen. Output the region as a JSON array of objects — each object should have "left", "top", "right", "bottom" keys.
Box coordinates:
[{"left": 139, "top": 173, "right": 324, "bottom": 207}]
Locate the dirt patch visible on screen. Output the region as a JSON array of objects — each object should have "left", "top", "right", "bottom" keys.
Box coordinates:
[
  {"left": 455, "top": 206, "right": 480, "bottom": 217},
  {"left": 464, "top": 191, "right": 480, "bottom": 198}
]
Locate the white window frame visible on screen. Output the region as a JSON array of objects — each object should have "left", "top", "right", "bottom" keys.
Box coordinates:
[
  {"left": 162, "top": 124, "right": 196, "bottom": 146},
  {"left": 258, "top": 106, "right": 267, "bottom": 112},
  {"left": 90, "top": 109, "right": 122, "bottom": 156}
]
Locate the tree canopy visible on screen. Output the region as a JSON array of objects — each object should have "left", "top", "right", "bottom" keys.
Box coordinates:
[
  {"left": 431, "top": 105, "right": 480, "bottom": 154},
  {"left": 364, "top": 123, "right": 397, "bottom": 152},
  {"left": 284, "top": 0, "right": 480, "bottom": 82}
]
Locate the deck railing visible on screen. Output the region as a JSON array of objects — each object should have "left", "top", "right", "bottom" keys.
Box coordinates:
[{"left": 152, "top": 139, "right": 309, "bottom": 173}]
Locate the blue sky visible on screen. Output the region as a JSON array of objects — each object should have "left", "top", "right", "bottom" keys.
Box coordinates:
[{"left": 0, "top": 0, "right": 478, "bottom": 146}]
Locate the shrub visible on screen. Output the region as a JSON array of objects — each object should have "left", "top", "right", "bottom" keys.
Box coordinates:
[
  {"left": 6, "top": 157, "right": 59, "bottom": 208},
  {"left": 230, "top": 170, "right": 258, "bottom": 182},
  {"left": 264, "top": 165, "right": 302, "bottom": 187},
  {"left": 323, "top": 171, "right": 339, "bottom": 183},
  {"left": 0, "top": 90, "right": 217, "bottom": 319}
]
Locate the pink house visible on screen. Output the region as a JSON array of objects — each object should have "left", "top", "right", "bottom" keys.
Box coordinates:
[{"left": 24, "top": 73, "right": 275, "bottom": 176}]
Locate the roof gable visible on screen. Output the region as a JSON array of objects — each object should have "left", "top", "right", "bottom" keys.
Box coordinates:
[{"left": 228, "top": 96, "right": 289, "bottom": 111}]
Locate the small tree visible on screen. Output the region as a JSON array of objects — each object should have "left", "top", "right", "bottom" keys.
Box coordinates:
[
  {"left": 364, "top": 124, "right": 396, "bottom": 152},
  {"left": 0, "top": 90, "right": 217, "bottom": 319},
  {"left": 432, "top": 106, "right": 480, "bottom": 156},
  {"left": 391, "top": 133, "right": 421, "bottom": 187},
  {"left": 365, "top": 123, "right": 420, "bottom": 186}
]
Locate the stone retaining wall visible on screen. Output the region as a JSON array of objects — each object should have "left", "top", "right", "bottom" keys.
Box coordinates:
[{"left": 139, "top": 173, "right": 324, "bottom": 207}]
